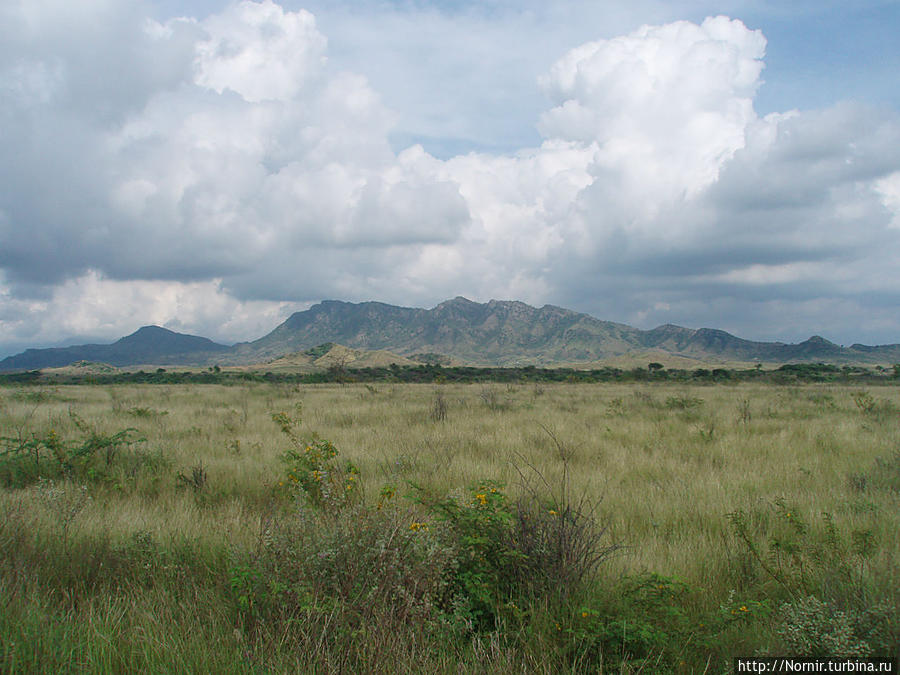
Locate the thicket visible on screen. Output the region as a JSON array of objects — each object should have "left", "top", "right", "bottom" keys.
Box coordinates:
[{"left": 3, "top": 361, "right": 899, "bottom": 387}]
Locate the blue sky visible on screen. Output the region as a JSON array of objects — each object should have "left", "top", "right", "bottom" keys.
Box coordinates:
[{"left": 1, "top": 0, "right": 899, "bottom": 356}]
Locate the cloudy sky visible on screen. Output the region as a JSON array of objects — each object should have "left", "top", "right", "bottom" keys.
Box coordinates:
[{"left": 1, "top": 0, "right": 899, "bottom": 356}]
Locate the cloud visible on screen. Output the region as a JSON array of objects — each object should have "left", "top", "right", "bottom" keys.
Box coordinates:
[
  {"left": 875, "top": 171, "right": 900, "bottom": 230},
  {"left": 1, "top": 0, "right": 469, "bottom": 289},
  {"left": 0, "top": 270, "right": 303, "bottom": 348},
  {"left": 1, "top": 2, "right": 900, "bottom": 355},
  {"left": 194, "top": 1, "right": 326, "bottom": 103}
]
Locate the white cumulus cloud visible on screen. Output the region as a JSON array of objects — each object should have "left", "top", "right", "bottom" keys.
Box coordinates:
[{"left": 1, "top": 2, "right": 900, "bottom": 354}]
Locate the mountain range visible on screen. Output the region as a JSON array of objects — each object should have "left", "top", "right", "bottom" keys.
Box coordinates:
[{"left": 3, "top": 297, "right": 900, "bottom": 371}]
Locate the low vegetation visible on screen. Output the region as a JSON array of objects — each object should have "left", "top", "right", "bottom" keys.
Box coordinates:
[
  {"left": 4, "top": 359, "right": 900, "bottom": 387},
  {"left": 1, "top": 380, "right": 898, "bottom": 672}
]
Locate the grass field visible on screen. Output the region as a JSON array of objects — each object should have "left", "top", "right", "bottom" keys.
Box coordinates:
[{"left": 1, "top": 381, "right": 898, "bottom": 672}]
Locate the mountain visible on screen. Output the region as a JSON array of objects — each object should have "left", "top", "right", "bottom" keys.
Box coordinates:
[
  {"left": 227, "top": 297, "right": 648, "bottom": 366},
  {"left": 4, "top": 299, "right": 900, "bottom": 371},
  {"left": 258, "top": 343, "right": 417, "bottom": 372},
  {"left": 0, "top": 326, "right": 230, "bottom": 371},
  {"left": 228, "top": 298, "right": 900, "bottom": 366}
]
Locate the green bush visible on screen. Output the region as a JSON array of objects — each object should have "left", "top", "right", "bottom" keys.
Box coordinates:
[
  {"left": 777, "top": 596, "right": 872, "bottom": 656},
  {"left": 0, "top": 411, "right": 146, "bottom": 487},
  {"left": 272, "top": 408, "right": 360, "bottom": 511},
  {"left": 424, "top": 481, "right": 523, "bottom": 629}
]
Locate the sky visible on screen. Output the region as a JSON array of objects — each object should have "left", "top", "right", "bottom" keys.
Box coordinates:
[{"left": 1, "top": 0, "right": 899, "bottom": 357}]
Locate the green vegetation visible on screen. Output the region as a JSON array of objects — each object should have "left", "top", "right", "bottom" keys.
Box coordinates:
[
  {"left": 4, "top": 360, "right": 900, "bottom": 387},
  {"left": 1, "top": 381, "right": 898, "bottom": 672}
]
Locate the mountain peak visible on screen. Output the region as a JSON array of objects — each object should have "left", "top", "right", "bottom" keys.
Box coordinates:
[
  {"left": 5, "top": 298, "right": 900, "bottom": 372},
  {"left": 435, "top": 296, "right": 477, "bottom": 309},
  {"left": 803, "top": 335, "right": 836, "bottom": 347},
  {"left": 120, "top": 325, "right": 175, "bottom": 340}
]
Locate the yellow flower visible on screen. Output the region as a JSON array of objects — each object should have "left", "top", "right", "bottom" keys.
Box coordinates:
[
  {"left": 581, "top": 611, "right": 589, "bottom": 618},
  {"left": 475, "top": 493, "right": 488, "bottom": 506},
  {"left": 549, "top": 509, "right": 558, "bottom": 516},
  {"left": 740, "top": 606, "right": 748, "bottom": 612}
]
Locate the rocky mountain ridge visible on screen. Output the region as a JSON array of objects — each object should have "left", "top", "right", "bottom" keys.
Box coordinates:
[{"left": 3, "top": 298, "right": 899, "bottom": 371}]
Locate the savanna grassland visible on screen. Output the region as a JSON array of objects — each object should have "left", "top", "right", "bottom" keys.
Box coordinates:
[{"left": 1, "top": 381, "right": 898, "bottom": 673}]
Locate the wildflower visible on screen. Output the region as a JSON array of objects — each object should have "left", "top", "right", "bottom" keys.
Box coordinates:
[
  {"left": 739, "top": 606, "right": 748, "bottom": 612},
  {"left": 475, "top": 493, "right": 488, "bottom": 506},
  {"left": 581, "top": 611, "right": 589, "bottom": 618},
  {"left": 549, "top": 509, "right": 558, "bottom": 516}
]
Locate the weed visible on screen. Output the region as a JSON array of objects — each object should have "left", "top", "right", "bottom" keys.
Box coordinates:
[
  {"left": 36, "top": 478, "right": 91, "bottom": 550},
  {"left": 176, "top": 462, "right": 208, "bottom": 494},
  {"left": 852, "top": 391, "right": 876, "bottom": 415},
  {"left": 430, "top": 390, "right": 448, "bottom": 422},
  {"left": 479, "top": 387, "right": 510, "bottom": 412},
  {"left": 128, "top": 406, "right": 167, "bottom": 418},
  {"left": 273, "top": 409, "right": 360, "bottom": 511},
  {"left": 848, "top": 451, "right": 900, "bottom": 493},
  {"left": 0, "top": 413, "right": 145, "bottom": 487},
  {"left": 665, "top": 395, "right": 703, "bottom": 410}
]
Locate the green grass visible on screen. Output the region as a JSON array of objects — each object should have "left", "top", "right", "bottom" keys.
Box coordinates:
[{"left": 1, "top": 382, "right": 898, "bottom": 672}]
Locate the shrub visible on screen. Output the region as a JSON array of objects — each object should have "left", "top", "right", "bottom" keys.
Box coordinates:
[
  {"left": 776, "top": 596, "right": 872, "bottom": 657},
  {"left": 510, "top": 493, "right": 617, "bottom": 604},
  {"left": 665, "top": 395, "right": 703, "bottom": 409},
  {"left": 418, "top": 476, "right": 618, "bottom": 633},
  {"left": 727, "top": 499, "right": 898, "bottom": 656},
  {"left": 423, "top": 481, "right": 522, "bottom": 629},
  {"left": 0, "top": 412, "right": 146, "bottom": 487},
  {"left": 430, "top": 390, "right": 448, "bottom": 422},
  {"left": 272, "top": 409, "right": 360, "bottom": 512},
  {"left": 228, "top": 502, "right": 456, "bottom": 661}
]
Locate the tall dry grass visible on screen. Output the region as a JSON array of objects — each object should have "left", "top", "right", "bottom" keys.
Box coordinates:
[{"left": 1, "top": 381, "right": 897, "bottom": 671}]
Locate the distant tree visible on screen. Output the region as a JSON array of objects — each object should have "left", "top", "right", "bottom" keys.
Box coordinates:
[
  {"left": 328, "top": 353, "right": 351, "bottom": 384},
  {"left": 893, "top": 364, "right": 900, "bottom": 378},
  {"left": 648, "top": 362, "right": 664, "bottom": 372}
]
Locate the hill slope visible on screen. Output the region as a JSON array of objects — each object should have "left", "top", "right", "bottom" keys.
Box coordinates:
[
  {"left": 228, "top": 298, "right": 900, "bottom": 366},
  {"left": 227, "top": 297, "right": 647, "bottom": 366},
  {"left": 0, "top": 326, "right": 230, "bottom": 371},
  {"left": 4, "top": 299, "right": 900, "bottom": 371}
]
